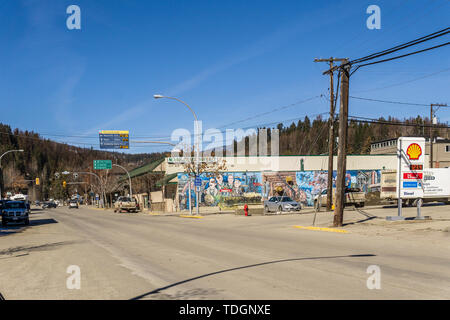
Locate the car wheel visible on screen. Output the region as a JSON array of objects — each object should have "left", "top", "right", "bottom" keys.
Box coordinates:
[
  {"left": 264, "top": 205, "right": 269, "bottom": 213},
  {"left": 24, "top": 218, "right": 30, "bottom": 226},
  {"left": 2, "top": 219, "right": 6, "bottom": 227},
  {"left": 278, "top": 206, "right": 283, "bottom": 214}
]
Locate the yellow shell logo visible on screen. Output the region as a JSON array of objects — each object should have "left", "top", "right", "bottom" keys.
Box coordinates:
[{"left": 406, "top": 143, "right": 422, "bottom": 160}]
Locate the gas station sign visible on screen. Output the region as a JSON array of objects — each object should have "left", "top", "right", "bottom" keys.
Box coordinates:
[{"left": 397, "top": 137, "right": 425, "bottom": 199}]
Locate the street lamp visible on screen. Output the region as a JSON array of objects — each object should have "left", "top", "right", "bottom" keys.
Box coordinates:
[
  {"left": 154, "top": 94, "right": 200, "bottom": 215},
  {"left": 75, "top": 171, "right": 106, "bottom": 208},
  {"left": 0, "top": 149, "right": 24, "bottom": 199},
  {"left": 112, "top": 164, "right": 132, "bottom": 199}
]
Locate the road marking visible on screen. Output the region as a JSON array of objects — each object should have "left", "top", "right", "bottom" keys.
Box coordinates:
[
  {"left": 179, "top": 215, "right": 203, "bottom": 219},
  {"left": 293, "top": 225, "right": 348, "bottom": 233}
]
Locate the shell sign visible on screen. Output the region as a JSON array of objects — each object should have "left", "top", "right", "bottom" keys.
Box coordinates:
[{"left": 406, "top": 143, "right": 422, "bottom": 160}]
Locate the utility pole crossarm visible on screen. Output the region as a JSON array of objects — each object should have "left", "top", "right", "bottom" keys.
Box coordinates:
[{"left": 316, "top": 58, "right": 348, "bottom": 75}]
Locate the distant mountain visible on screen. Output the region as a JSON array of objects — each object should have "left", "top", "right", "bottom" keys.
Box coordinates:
[{"left": 0, "top": 123, "right": 165, "bottom": 199}]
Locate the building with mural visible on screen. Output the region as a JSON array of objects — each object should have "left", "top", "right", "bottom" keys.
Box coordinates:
[{"left": 122, "top": 154, "right": 430, "bottom": 211}]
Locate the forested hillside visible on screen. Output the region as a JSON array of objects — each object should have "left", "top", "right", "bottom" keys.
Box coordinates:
[
  {"left": 274, "top": 115, "right": 448, "bottom": 155},
  {"left": 0, "top": 123, "right": 165, "bottom": 199}
]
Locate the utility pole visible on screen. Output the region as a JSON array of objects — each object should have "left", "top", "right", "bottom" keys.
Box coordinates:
[
  {"left": 333, "top": 60, "right": 350, "bottom": 227},
  {"left": 429, "top": 103, "right": 447, "bottom": 168},
  {"left": 314, "top": 57, "right": 347, "bottom": 211}
]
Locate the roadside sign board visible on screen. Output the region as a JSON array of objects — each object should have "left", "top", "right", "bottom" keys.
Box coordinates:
[
  {"left": 94, "top": 160, "right": 112, "bottom": 170},
  {"left": 99, "top": 130, "right": 129, "bottom": 149},
  {"left": 194, "top": 177, "right": 202, "bottom": 187},
  {"left": 397, "top": 137, "right": 425, "bottom": 199}
]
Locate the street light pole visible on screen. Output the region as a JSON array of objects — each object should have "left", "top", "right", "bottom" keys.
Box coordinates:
[
  {"left": 154, "top": 94, "right": 200, "bottom": 215},
  {"left": 112, "top": 164, "right": 132, "bottom": 199},
  {"left": 76, "top": 171, "right": 105, "bottom": 208},
  {"left": 0, "top": 149, "right": 24, "bottom": 199}
]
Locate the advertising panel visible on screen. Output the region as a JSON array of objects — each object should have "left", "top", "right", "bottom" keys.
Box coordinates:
[{"left": 397, "top": 137, "right": 425, "bottom": 199}]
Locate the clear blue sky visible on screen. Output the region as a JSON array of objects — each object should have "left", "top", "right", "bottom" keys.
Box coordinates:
[{"left": 1, "top": 0, "right": 449, "bottom": 153}]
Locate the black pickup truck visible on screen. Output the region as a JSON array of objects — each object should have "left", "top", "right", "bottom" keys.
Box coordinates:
[{"left": 1, "top": 200, "right": 30, "bottom": 226}]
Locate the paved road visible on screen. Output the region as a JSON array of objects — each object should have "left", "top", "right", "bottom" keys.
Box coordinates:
[{"left": 1, "top": 206, "right": 449, "bottom": 299}]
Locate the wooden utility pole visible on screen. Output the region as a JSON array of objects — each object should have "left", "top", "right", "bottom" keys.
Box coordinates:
[
  {"left": 314, "top": 57, "right": 346, "bottom": 211},
  {"left": 333, "top": 61, "right": 350, "bottom": 227},
  {"left": 429, "top": 103, "right": 447, "bottom": 168}
]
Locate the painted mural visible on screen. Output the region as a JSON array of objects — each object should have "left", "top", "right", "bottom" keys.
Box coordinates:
[
  {"left": 295, "top": 170, "right": 381, "bottom": 206},
  {"left": 177, "top": 170, "right": 381, "bottom": 208},
  {"left": 177, "top": 172, "right": 263, "bottom": 209}
]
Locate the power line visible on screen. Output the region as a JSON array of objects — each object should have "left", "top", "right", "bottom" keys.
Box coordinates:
[
  {"left": 349, "top": 96, "right": 434, "bottom": 107},
  {"left": 324, "top": 27, "right": 450, "bottom": 74},
  {"left": 348, "top": 115, "right": 450, "bottom": 129},
  {"left": 352, "top": 66, "right": 450, "bottom": 93},
  {"left": 355, "top": 41, "right": 450, "bottom": 68},
  {"left": 217, "top": 95, "right": 322, "bottom": 129},
  {"left": 350, "top": 27, "right": 450, "bottom": 65}
]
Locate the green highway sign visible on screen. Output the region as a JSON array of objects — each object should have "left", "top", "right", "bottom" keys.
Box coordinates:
[{"left": 93, "top": 160, "right": 112, "bottom": 170}]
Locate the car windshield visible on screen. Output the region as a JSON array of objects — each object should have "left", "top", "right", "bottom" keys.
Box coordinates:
[
  {"left": 281, "top": 197, "right": 293, "bottom": 202},
  {"left": 120, "top": 197, "right": 132, "bottom": 202},
  {"left": 5, "top": 202, "right": 26, "bottom": 209}
]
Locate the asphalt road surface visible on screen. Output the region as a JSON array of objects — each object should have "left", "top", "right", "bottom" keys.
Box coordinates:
[{"left": 1, "top": 206, "right": 449, "bottom": 299}]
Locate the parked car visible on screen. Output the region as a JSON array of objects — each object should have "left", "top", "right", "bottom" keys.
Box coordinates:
[
  {"left": 314, "top": 187, "right": 366, "bottom": 209},
  {"left": 114, "top": 196, "right": 137, "bottom": 213},
  {"left": 2, "top": 200, "right": 30, "bottom": 226},
  {"left": 68, "top": 200, "right": 79, "bottom": 209},
  {"left": 264, "top": 196, "right": 301, "bottom": 213},
  {"left": 42, "top": 200, "right": 57, "bottom": 209}
]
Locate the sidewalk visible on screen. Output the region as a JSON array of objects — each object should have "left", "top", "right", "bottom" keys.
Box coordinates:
[{"left": 308, "top": 204, "right": 450, "bottom": 241}]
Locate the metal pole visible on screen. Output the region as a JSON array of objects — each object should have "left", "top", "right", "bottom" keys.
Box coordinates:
[
  {"left": 76, "top": 172, "right": 104, "bottom": 208},
  {"left": 416, "top": 198, "right": 423, "bottom": 220},
  {"left": 189, "top": 176, "right": 192, "bottom": 215},
  {"left": 430, "top": 104, "right": 433, "bottom": 169},
  {"left": 397, "top": 139, "right": 402, "bottom": 218},
  {"left": 195, "top": 120, "right": 200, "bottom": 216},
  {"left": 112, "top": 164, "right": 132, "bottom": 199},
  {"left": 153, "top": 95, "right": 200, "bottom": 215}
]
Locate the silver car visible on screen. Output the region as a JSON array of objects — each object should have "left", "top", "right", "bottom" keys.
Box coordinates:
[
  {"left": 264, "top": 196, "right": 301, "bottom": 213},
  {"left": 68, "top": 200, "right": 79, "bottom": 209}
]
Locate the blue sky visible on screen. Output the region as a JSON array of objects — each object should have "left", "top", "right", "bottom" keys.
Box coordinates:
[{"left": 0, "top": 0, "right": 449, "bottom": 153}]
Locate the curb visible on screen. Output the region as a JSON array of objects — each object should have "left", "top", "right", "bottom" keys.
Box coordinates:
[{"left": 293, "top": 225, "right": 349, "bottom": 233}]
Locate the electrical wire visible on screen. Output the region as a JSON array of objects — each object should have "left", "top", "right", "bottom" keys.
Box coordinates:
[
  {"left": 348, "top": 115, "right": 450, "bottom": 129},
  {"left": 352, "top": 66, "right": 450, "bottom": 93},
  {"left": 350, "top": 27, "right": 450, "bottom": 65},
  {"left": 349, "top": 96, "right": 433, "bottom": 107},
  {"left": 356, "top": 41, "right": 450, "bottom": 68}
]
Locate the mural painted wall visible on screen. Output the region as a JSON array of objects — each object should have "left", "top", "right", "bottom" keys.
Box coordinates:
[
  {"left": 295, "top": 170, "right": 381, "bottom": 206},
  {"left": 177, "top": 170, "right": 380, "bottom": 208},
  {"left": 177, "top": 172, "right": 263, "bottom": 209}
]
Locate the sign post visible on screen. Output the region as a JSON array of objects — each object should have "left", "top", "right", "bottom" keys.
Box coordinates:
[{"left": 387, "top": 137, "right": 425, "bottom": 221}]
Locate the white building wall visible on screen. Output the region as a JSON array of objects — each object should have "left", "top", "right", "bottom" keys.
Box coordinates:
[{"left": 160, "top": 154, "right": 418, "bottom": 175}]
